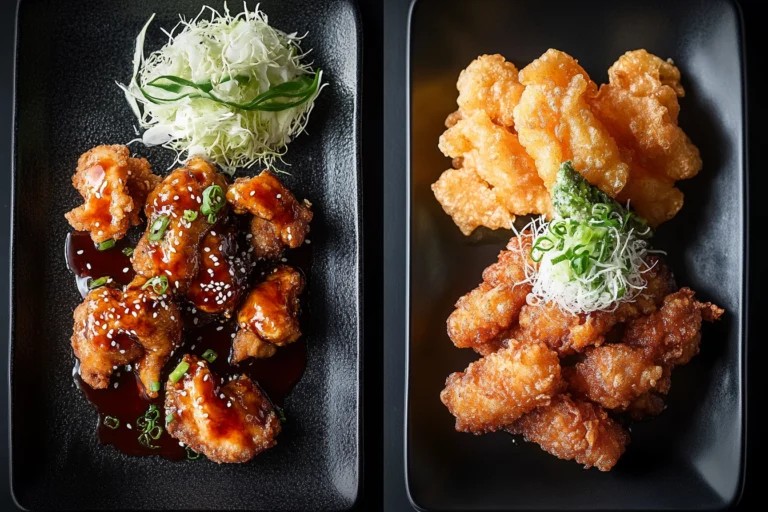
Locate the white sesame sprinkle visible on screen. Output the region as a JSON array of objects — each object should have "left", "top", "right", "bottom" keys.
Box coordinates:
[
  {"left": 86, "top": 263, "right": 92, "bottom": 269},
  {"left": 113, "top": 382, "right": 119, "bottom": 388},
  {"left": 77, "top": 250, "right": 84, "bottom": 255},
  {"left": 276, "top": 194, "right": 282, "bottom": 199},
  {"left": 127, "top": 424, "right": 132, "bottom": 430}
]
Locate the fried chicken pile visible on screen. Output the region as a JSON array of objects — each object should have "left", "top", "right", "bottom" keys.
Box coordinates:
[
  {"left": 440, "top": 241, "right": 723, "bottom": 470},
  {"left": 67, "top": 147, "right": 312, "bottom": 463},
  {"left": 433, "top": 49, "right": 702, "bottom": 233}
]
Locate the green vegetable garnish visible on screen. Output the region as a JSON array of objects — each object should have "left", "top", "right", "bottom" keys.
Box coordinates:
[
  {"left": 141, "top": 275, "right": 169, "bottom": 295},
  {"left": 136, "top": 405, "right": 163, "bottom": 449},
  {"left": 183, "top": 209, "right": 198, "bottom": 222},
  {"left": 148, "top": 214, "right": 170, "bottom": 241},
  {"left": 523, "top": 161, "right": 659, "bottom": 314},
  {"left": 150, "top": 381, "right": 161, "bottom": 392},
  {"left": 97, "top": 239, "right": 116, "bottom": 251},
  {"left": 122, "top": 247, "right": 134, "bottom": 257},
  {"left": 103, "top": 416, "right": 120, "bottom": 430},
  {"left": 202, "top": 349, "right": 218, "bottom": 363},
  {"left": 169, "top": 361, "right": 190, "bottom": 383},
  {"left": 166, "top": 413, "right": 175, "bottom": 424},
  {"left": 186, "top": 446, "right": 201, "bottom": 460},
  {"left": 200, "top": 185, "right": 225, "bottom": 223},
  {"left": 89, "top": 276, "right": 110, "bottom": 289}
]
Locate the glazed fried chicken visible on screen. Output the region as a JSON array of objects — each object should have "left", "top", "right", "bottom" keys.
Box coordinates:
[
  {"left": 232, "top": 266, "right": 305, "bottom": 363},
  {"left": 513, "top": 49, "right": 629, "bottom": 197},
  {"left": 507, "top": 394, "right": 630, "bottom": 471},
  {"left": 65, "top": 145, "right": 161, "bottom": 243},
  {"left": 185, "top": 222, "right": 250, "bottom": 317},
  {"left": 440, "top": 340, "right": 563, "bottom": 434},
  {"left": 447, "top": 234, "right": 532, "bottom": 355},
  {"left": 165, "top": 355, "right": 280, "bottom": 463},
  {"left": 132, "top": 157, "right": 229, "bottom": 289},
  {"left": 226, "top": 171, "right": 313, "bottom": 260},
  {"left": 71, "top": 283, "right": 182, "bottom": 398}
]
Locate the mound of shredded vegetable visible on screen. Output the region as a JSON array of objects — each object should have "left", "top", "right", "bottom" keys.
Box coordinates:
[
  {"left": 515, "top": 162, "right": 661, "bottom": 315},
  {"left": 118, "top": 3, "right": 325, "bottom": 173}
]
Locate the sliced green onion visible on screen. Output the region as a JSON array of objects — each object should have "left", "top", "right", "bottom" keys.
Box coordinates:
[
  {"left": 141, "top": 275, "right": 169, "bottom": 295},
  {"left": 150, "top": 381, "right": 161, "bottom": 392},
  {"left": 207, "top": 213, "right": 217, "bottom": 224},
  {"left": 89, "top": 276, "right": 109, "bottom": 289},
  {"left": 276, "top": 407, "right": 287, "bottom": 424},
  {"left": 183, "top": 209, "right": 198, "bottom": 222},
  {"left": 97, "top": 239, "right": 115, "bottom": 251},
  {"left": 136, "top": 405, "right": 162, "bottom": 449},
  {"left": 148, "top": 214, "right": 170, "bottom": 241},
  {"left": 103, "top": 416, "right": 120, "bottom": 429},
  {"left": 165, "top": 413, "right": 175, "bottom": 423},
  {"left": 169, "top": 361, "right": 190, "bottom": 383},
  {"left": 202, "top": 349, "right": 218, "bottom": 363},
  {"left": 122, "top": 247, "right": 134, "bottom": 257},
  {"left": 186, "top": 446, "right": 201, "bottom": 460},
  {"left": 200, "top": 185, "right": 225, "bottom": 217}
]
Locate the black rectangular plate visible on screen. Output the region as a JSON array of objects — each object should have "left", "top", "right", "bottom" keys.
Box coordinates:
[
  {"left": 10, "top": 0, "right": 361, "bottom": 509},
  {"left": 406, "top": 0, "right": 746, "bottom": 510}
]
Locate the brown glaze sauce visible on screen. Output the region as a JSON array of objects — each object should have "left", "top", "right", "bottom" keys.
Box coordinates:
[{"left": 66, "top": 227, "right": 311, "bottom": 459}]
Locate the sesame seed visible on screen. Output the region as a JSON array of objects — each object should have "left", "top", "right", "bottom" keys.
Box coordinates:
[
  {"left": 94, "top": 222, "right": 100, "bottom": 227},
  {"left": 77, "top": 250, "right": 84, "bottom": 255},
  {"left": 113, "top": 382, "right": 119, "bottom": 388},
  {"left": 86, "top": 263, "right": 92, "bottom": 269},
  {"left": 276, "top": 194, "right": 282, "bottom": 199},
  {"left": 127, "top": 424, "right": 132, "bottom": 430},
  {"left": 250, "top": 190, "right": 255, "bottom": 196}
]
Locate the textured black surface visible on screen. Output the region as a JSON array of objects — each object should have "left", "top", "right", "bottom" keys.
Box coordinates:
[
  {"left": 11, "top": 0, "right": 362, "bottom": 510},
  {"left": 405, "top": 0, "right": 746, "bottom": 510}
]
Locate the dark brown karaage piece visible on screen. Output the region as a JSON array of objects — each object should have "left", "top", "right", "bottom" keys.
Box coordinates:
[
  {"left": 65, "top": 145, "right": 161, "bottom": 243},
  {"left": 508, "top": 394, "right": 630, "bottom": 471},
  {"left": 232, "top": 266, "right": 305, "bottom": 363},
  {"left": 71, "top": 281, "right": 182, "bottom": 398},
  {"left": 226, "top": 170, "right": 313, "bottom": 260},
  {"left": 440, "top": 340, "right": 563, "bottom": 434},
  {"left": 165, "top": 354, "right": 280, "bottom": 463},
  {"left": 132, "top": 157, "right": 229, "bottom": 290}
]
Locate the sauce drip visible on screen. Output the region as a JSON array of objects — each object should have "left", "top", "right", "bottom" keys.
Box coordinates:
[{"left": 66, "top": 229, "right": 311, "bottom": 459}]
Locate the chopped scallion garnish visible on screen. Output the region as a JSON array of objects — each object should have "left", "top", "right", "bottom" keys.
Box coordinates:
[
  {"left": 183, "top": 209, "right": 198, "bottom": 222},
  {"left": 122, "top": 247, "right": 134, "bottom": 257},
  {"left": 148, "top": 214, "right": 170, "bottom": 241},
  {"left": 186, "top": 446, "right": 201, "bottom": 460},
  {"left": 165, "top": 413, "right": 174, "bottom": 423},
  {"left": 150, "top": 381, "right": 161, "bottom": 392},
  {"left": 136, "top": 405, "right": 162, "bottom": 449},
  {"left": 141, "top": 275, "right": 169, "bottom": 295},
  {"left": 97, "top": 239, "right": 116, "bottom": 251},
  {"left": 89, "top": 276, "right": 109, "bottom": 289},
  {"left": 200, "top": 185, "right": 225, "bottom": 224},
  {"left": 202, "top": 349, "right": 217, "bottom": 363},
  {"left": 103, "top": 416, "right": 120, "bottom": 429},
  {"left": 169, "top": 361, "right": 190, "bottom": 383}
]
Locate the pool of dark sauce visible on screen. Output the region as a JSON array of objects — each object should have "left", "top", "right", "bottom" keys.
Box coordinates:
[{"left": 66, "top": 227, "right": 311, "bottom": 459}]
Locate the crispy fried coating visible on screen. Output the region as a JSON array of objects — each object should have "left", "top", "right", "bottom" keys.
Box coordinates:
[
  {"left": 440, "top": 340, "right": 562, "bottom": 434},
  {"left": 132, "top": 157, "right": 228, "bottom": 289},
  {"left": 165, "top": 355, "right": 280, "bottom": 463},
  {"left": 508, "top": 394, "right": 630, "bottom": 471},
  {"left": 564, "top": 344, "right": 664, "bottom": 409},
  {"left": 226, "top": 170, "right": 312, "bottom": 259},
  {"left": 65, "top": 145, "right": 161, "bottom": 243},
  {"left": 438, "top": 111, "right": 552, "bottom": 217},
  {"left": 620, "top": 391, "right": 666, "bottom": 421},
  {"left": 232, "top": 266, "right": 305, "bottom": 363},
  {"left": 455, "top": 54, "right": 524, "bottom": 127},
  {"left": 72, "top": 284, "right": 182, "bottom": 398},
  {"left": 513, "top": 49, "right": 629, "bottom": 197},
  {"left": 447, "top": 235, "right": 532, "bottom": 353},
  {"left": 431, "top": 166, "right": 515, "bottom": 235},
  {"left": 590, "top": 50, "right": 701, "bottom": 226}
]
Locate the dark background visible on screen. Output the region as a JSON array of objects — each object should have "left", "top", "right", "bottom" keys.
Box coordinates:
[{"left": 1, "top": 0, "right": 764, "bottom": 510}]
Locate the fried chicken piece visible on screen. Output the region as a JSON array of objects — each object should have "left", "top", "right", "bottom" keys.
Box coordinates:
[
  {"left": 165, "top": 355, "right": 280, "bottom": 463},
  {"left": 513, "top": 49, "right": 629, "bottom": 197},
  {"left": 65, "top": 145, "right": 161, "bottom": 243},
  {"left": 509, "top": 256, "right": 676, "bottom": 356},
  {"left": 447, "top": 234, "right": 532, "bottom": 353},
  {"left": 564, "top": 344, "right": 664, "bottom": 409},
  {"left": 431, "top": 166, "right": 514, "bottom": 235},
  {"left": 508, "top": 394, "right": 629, "bottom": 471},
  {"left": 455, "top": 54, "right": 524, "bottom": 127},
  {"left": 232, "top": 266, "right": 305, "bottom": 363},
  {"left": 438, "top": 111, "right": 552, "bottom": 217},
  {"left": 620, "top": 391, "right": 666, "bottom": 421},
  {"left": 132, "top": 157, "right": 228, "bottom": 289},
  {"left": 590, "top": 50, "right": 701, "bottom": 226},
  {"left": 185, "top": 221, "right": 250, "bottom": 317},
  {"left": 440, "top": 340, "right": 562, "bottom": 434},
  {"left": 71, "top": 283, "right": 182, "bottom": 398},
  {"left": 226, "top": 170, "right": 312, "bottom": 260}
]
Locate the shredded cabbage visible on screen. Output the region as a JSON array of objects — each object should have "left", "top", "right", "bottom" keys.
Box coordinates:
[{"left": 117, "top": 3, "right": 325, "bottom": 173}]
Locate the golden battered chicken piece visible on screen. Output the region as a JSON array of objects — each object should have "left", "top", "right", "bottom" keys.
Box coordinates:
[
  {"left": 132, "top": 157, "right": 228, "bottom": 289},
  {"left": 165, "top": 354, "right": 280, "bottom": 463},
  {"left": 71, "top": 284, "right": 182, "bottom": 398},
  {"left": 232, "top": 266, "right": 305, "bottom": 363},
  {"left": 65, "top": 145, "right": 161, "bottom": 243},
  {"left": 439, "top": 111, "right": 552, "bottom": 217},
  {"left": 513, "top": 49, "right": 629, "bottom": 197},
  {"left": 564, "top": 344, "right": 664, "bottom": 409},
  {"left": 185, "top": 222, "right": 250, "bottom": 317},
  {"left": 226, "top": 171, "right": 313, "bottom": 260},
  {"left": 431, "top": 166, "right": 515, "bottom": 235},
  {"left": 590, "top": 50, "right": 701, "bottom": 226},
  {"left": 440, "top": 340, "right": 562, "bottom": 434},
  {"left": 507, "top": 394, "right": 630, "bottom": 471},
  {"left": 620, "top": 391, "right": 666, "bottom": 421},
  {"left": 509, "top": 256, "right": 676, "bottom": 356},
  {"left": 455, "top": 54, "right": 524, "bottom": 128},
  {"left": 447, "top": 234, "right": 532, "bottom": 354}
]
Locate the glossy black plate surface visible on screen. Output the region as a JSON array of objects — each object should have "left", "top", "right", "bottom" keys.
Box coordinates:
[
  {"left": 11, "top": 0, "right": 361, "bottom": 509},
  {"left": 406, "top": 0, "right": 746, "bottom": 510}
]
